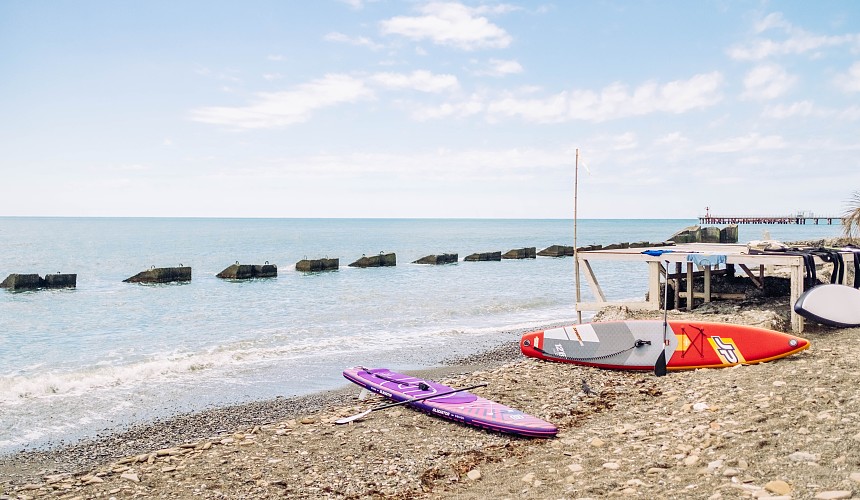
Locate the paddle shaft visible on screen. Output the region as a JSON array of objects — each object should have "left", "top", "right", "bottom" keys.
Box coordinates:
[
  {"left": 370, "top": 382, "right": 488, "bottom": 411},
  {"left": 655, "top": 260, "right": 670, "bottom": 377}
]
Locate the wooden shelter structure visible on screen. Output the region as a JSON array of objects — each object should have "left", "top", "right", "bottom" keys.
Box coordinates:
[{"left": 575, "top": 243, "right": 853, "bottom": 333}]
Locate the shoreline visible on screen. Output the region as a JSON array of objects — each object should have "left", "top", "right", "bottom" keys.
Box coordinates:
[
  {"left": 0, "top": 334, "right": 527, "bottom": 486},
  {"left": 3, "top": 316, "right": 860, "bottom": 498}
]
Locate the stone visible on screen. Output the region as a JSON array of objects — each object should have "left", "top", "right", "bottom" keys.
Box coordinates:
[
  {"left": 602, "top": 462, "right": 620, "bottom": 470},
  {"left": 764, "top": 480, "right": 791, "bottom": 495},
  {"left": 466, "top": 469, "right": 481, "bottom": 481},
  {"left": 521, "top": 472, "right": 535, "bottom": 483},
  {"left": 683, "top": 455, "right": 700, "bottom": 466},
  {"left": 567, "top": 463, "right": 583, "bottom": 472},
  {"left": 813, "top": 491, "right": 852, "bottom": 500},
  {"left": 788, "top": 451, "right": 818, "bottom": 462},
  {"left": 849, "top": 472, "right": 860, "bottom": 483},
  {"left": 120, "top": 472, "right": 140, "bottom": 483},
  {"left": 589, "top": 437, "right": 605, "bottom": 447}
]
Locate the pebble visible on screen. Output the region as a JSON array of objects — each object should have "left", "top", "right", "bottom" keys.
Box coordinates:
[
  {"left": 467, "top": 469, "right": 481, "bottom": 481},
  {"left": 788, "top": 451, "right": 818, "bottom": 462},
  {"left": 119, "top": 472, "right": 139, "bottom": 483},
  {"left": 764, "top": 479, "right": 791, "bottom": 495},
  {"left": 813, "top": 491, "right": 852, "bottom": 500}
]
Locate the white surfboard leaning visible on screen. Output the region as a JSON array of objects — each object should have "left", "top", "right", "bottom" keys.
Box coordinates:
[{"left": 793, "top": 284, "right": 860, "bottom": 328}]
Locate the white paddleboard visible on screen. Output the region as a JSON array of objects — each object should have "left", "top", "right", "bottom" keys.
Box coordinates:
[{"left": 794, "top": 284, "right": 860, "bottom": 328}]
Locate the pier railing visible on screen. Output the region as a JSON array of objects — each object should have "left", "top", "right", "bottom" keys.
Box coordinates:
[{"left": 699, "top": 215, "right": 844, "bottom": 225}]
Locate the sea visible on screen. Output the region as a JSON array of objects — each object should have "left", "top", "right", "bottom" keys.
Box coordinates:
[{"left": 0, "top": 217, "right": 844, "bottom": 454}]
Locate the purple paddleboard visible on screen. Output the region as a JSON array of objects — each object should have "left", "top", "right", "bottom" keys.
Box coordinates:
[{"left": 342, "top": 367, "right": 557, "bottom": 438}]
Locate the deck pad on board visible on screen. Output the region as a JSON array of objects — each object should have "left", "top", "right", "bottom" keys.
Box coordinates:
[{"left": 342, "top": 367, "right": 557, "bottom": 438}]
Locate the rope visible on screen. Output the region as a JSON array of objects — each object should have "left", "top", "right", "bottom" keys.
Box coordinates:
[{"left": 533, "top": 339, "right": 650, "bottom": 362}]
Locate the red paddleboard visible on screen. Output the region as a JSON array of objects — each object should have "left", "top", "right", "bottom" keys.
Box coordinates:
[{"left": 521, "top": 321, "right": 810, "bottom": 371}]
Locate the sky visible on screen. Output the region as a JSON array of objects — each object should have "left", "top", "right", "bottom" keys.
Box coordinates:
[{"left": 1, "top": 1, "right": 859, "bottom": 219}]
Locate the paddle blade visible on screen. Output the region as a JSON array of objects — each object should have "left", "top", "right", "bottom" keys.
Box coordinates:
[
  {"left": 654, "top": 349, "right": 667, "bottom": 377},
  {"left": 335, "top": 409, "right": 372, "bottom": 425}
]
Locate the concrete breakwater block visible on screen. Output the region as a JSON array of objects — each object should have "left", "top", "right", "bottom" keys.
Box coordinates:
[
  {"left": 538, "top": 245, "right": 574, "bottom": 257},
  {"left": 348, "top": 253, "right": 396, "bottom": 268},
  {"left": 43, "top": 273, "right": 77, "bottom": 288},
  {"left": 412, "top": 253, "right": 458, "bottom": 265},
  {"left": 720, "top": 224, "right": 738, "bottom": 243},
  {"left": 0, "top": 273, "right": 77, "bottom": 290},
  {"left": 464, "top": 251, "right": 502, "bottom": 262},
  {"left": 502, "top": 247, "right": 536, "bottom": 259},
  {"left": 296, "top": 258, "right": 339, "bottom": 272},
  {"left": 670, "top": 225, "right": 737, "bottom": 244},
  {"left": 1, "top": 273, "right": 45, "bottom": 290},
  {"left": 216, "top": 262, "right": 277, "bottom": 279},
  {"left": 123, "top": 266, "right": 192, "bottom": 284}
]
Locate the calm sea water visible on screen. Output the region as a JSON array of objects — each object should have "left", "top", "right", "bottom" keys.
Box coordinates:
[{"left": 0, "top": 217, "right": 842, "bottom": 453}]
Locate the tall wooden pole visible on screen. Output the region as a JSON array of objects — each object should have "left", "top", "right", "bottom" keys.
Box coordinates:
[{"left": 574, "top": 148, "right": 582, "bottom": 324}]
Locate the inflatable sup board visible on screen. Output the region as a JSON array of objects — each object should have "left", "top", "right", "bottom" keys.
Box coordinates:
[
  {"left": 794, "top": 284, "right": 860, "bottom": 328},
  {"left": 342, "top": 367, "right": 557, "bottom": 438},
  {"left": 521, "top": 321, "right": 809, "bottom": 371}
]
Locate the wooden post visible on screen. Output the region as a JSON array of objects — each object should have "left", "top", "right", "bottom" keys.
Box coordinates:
[
  {"left": 686, "top": 262, "right": 694, "bottom": 310},
  {"left": 648, "top": 261, "right": 662, "bottom": 309},
  {"left": 790, "top": 256, "right": 805, "bottom": 333},
  {"left": 704, "top": 265, "right": 711, "bottom": 303},
  {"left": 674, "top": 262, "right": 681, "bottom": 310}
]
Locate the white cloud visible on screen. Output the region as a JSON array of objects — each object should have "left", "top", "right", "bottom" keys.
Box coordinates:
[
  {"left": 476, "top": 58, "right": 524, "bottom": 76},
  {"left": 612, "top": 132, "right": 638, "bottom": 150},
  {"left": 485, "top": 72, "right": 723, "bottom": 123},
  {"left": 698, "top": 133, "right": 787, "bottom": 153},
  {"left": 656, "top": 132, "right": 688, "bottom": 145},
  {"left": 762, "top": 100, "right": 817, "bottom": 119},
  {"left": 338, "top": 0, "right": 364, "bottom": 9},
  {"left": 262, "top": 73, "right": 283, "bottom": 81},
  {"left": 370, "top": 70, "right": 459, "bottom": 93},
  {"left": 741, "top": 64, "right": 796, "bottom": 100},
  {"left": 834, "top": 62, "right": 860, "bottom": 92},
  {"left": 324, "top": 32, "right": 385, "bottom": 50},
  {"left": 190, "top": 74, "right": 374, "bottom": 129},
  {"left": 728, "top": 12, "right": 859, "bottom": 61},
  {"left": 408, "top": 94, "right": 485, "bottom": 121},
  {"left": 266, "top": 54, "right": 285, "bottom": 61},
  {"left": 380, "top": 2, "right": 512, "bottom": 50}
]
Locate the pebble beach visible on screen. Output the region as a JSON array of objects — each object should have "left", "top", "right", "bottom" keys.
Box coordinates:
[{"left": 2, "top": 298, "right": 859, "bottom": 499}]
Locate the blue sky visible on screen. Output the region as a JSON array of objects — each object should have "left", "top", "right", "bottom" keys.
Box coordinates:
[{"left": 1, "top": 1, "right": 859, "bottom": 218}]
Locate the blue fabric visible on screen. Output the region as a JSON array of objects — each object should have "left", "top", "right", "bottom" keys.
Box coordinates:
[
  {"left": 687, "top": 253, "right": 727, "bottom": 267},
  {"left": 642, "top": 249, "right": 674, "bottom": 256}
]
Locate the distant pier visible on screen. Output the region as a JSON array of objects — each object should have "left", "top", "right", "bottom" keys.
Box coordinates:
[{"left": 699, "top": 215, "right": 844, "bottom": 225}]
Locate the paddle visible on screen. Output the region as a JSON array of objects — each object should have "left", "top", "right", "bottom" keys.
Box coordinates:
[
  {"left": 335, "top": 382, "right": 488, "bottom": 424},
  {"left": 655, "top": 260, "right": 670, "bottom": 377}
]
